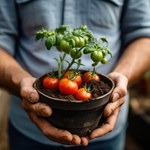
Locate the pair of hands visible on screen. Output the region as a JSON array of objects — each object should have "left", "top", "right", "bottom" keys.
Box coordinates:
[{"left": 20, "top": 72, "right": 128, "bottom": 146}]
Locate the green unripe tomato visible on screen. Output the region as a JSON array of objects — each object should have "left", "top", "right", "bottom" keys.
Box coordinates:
[
  {"left": 84, "top": 36, "right": 89, "bottom": 44},
  {"left": 80, "top": 25, "right": 87, "bottom": 31},
  {"left": 70, "top": 38, "right": 76, "bottom": 47},
  {"left": 101, "top": 57, "right": 108, "bottom": 64},
  {"left": 72, "top": 36, "right": 80, "bottom": 47},
  {"left": 91, "top": 51, "right": 103, "bottom": 62},
  {"left": 59, "top": 40, "right": 72, "bottom": 53},
  {"left": 55, "top": 34, "right": 63, "bottom": 45},
  {"left": 70, "top": 49, "right": 82, "bottom": 59},
  {"left": 78, "top": 37, "right": 85, "bottom": 47}
]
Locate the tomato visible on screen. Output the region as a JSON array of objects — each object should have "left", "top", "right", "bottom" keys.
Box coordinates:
[
  {"left": 75, "top": 88, "right": 92, "bottom": 101},
  {"left": 83, "top": 71, "right": 100, "bottom": 83},
  {"left": 72, "top": 36, "right": 85, "bottom": 47},
  {"left": 80, "top": 25, "right": 87, "bottom": 31},
  {"left": 55, "top": 34, "right": 63, "bottom": 45},
  {"left": 59, "top": 40, "right": 72, "bottom": 53},
  {"left": 42, "top": 76, "right": 59, "bottom": 90},
  {"left": 59, "top": 78, "right": 78, "bottom": 95},
  {"left": 84, "top": 36, "right": 89, "bottom": 44},
  {"left": 70, "top": 48, "right": 82, "bottom": 59},
  {"left": 101, "top": 57, "right": 108, "bottom": 64},
  {"left": 70, "top": 38, "right": 76, "bottom": 47},
  {"left": 72, "top": 36, "right": 80, "bottom": 47},
  {"left": 78, "top": 37, "right": 85, "bottom": 47},
  {"left": 91, "top": 51, "right": 103, "bottom": 62},
  {"left": 63, "top": 71, "right": 82, "bottom": 86}
]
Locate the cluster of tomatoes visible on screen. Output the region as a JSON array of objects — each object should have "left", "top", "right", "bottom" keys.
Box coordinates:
[
  {"left": 42, "top": 70, "right": 100, "bottom": 101},
  {"left": 36, "top": 25, "right": 112, "bottom": 65}
]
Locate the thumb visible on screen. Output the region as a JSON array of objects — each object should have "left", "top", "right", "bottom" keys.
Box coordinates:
[{"left": 20, "top": 77, "right": 39, "bottom": 103}]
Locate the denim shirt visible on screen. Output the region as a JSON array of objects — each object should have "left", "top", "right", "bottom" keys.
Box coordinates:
[{"left": 0, "top": 0, "right": 150, "bottom": 146}]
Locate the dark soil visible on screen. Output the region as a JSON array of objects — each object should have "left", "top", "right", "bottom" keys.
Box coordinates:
[{"left": 40, "top": 80, "right": 111, "bottom": 101}]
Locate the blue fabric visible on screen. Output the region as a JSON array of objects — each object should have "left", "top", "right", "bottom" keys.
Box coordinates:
[{"left": 0, "top": 0, "right": 150, "bottom": 148}]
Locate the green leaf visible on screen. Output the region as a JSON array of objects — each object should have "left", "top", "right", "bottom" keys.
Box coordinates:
[{"left": 100, "top": 37, "right": 108, "bottom": 44}]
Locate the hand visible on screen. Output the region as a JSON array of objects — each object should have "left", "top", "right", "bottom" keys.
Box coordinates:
[
  {"left": 20, "top": 77, "right": 86, "bottom": 145},
  {"left": 85, "top": 72, "right": 128, "bottom": 140}
]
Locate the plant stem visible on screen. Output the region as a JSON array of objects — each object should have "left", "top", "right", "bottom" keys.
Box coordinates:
[
  {"left": 62, "top": 47, "right": 84, "bottom": 77},
  {"left": 58, "top": 53, "right": 66, "bottom": 79}
]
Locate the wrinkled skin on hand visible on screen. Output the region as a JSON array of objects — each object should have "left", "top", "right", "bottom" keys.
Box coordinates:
[
  {"left": 20, "top": 71, "right": 128, "bottom": 146},
  {"left": 20, "top": 77, "right": 87, "bottom": 146},
  {"left": 85, "top": 72, "right": 128, "bottom": 142}
]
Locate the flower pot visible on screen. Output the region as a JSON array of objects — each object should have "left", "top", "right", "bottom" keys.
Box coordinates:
[{"left": 33, "top": 71, "right": 115, "bottom": 136}]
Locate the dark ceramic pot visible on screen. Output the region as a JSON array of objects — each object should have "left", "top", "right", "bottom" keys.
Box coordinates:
[{"left": 33, "top": 71, "right": 115, "bottom": 136}]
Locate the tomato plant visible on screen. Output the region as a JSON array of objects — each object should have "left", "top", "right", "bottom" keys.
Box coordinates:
[
  {"left": 36, "top": 25, "right": 112, "bottom": 98},
  {"left": 59, "top": 78, "right": 78, "bottom": 95},
  {"left": 36, "top": 25, "right": 112, "bottom": 80},
  {"left": 42, "top": 76, "right": 59, "bottom": 90},
  {"left": 83, "top": 71, "right": 100, "bottom": 83},
  {"left": 75, "top": 88, "right": 92, "bottom": 101}
]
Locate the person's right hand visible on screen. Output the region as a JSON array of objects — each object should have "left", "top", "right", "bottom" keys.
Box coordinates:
[{"left": 20, "top": 77, "right": 86, "bottom": 145}]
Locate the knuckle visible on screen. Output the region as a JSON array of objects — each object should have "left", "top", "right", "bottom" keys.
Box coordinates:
[
  {"left": 20, "top": 87, "right": 29, "bottom": 97},
  {"left": 118, "top": 87, "right": 127, "bottom": 97},
  {"left": 104, "top": 104, "right": 114, "bottom": 116}
]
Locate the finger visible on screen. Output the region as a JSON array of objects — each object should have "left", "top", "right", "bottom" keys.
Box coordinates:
[
  {"left": 103, "top": 98, "right": 125, "bottom": 117},
  {"left": 90, "top": 107, "right": 120, "bottom": 139},
  {"left": 108, "top": 72, "right": 128, "bottom": 101},
  {"left": 71, "top": 135, "right": 81, "bottom": 145},
  {"left": 22, "top": 99, "right": 52, "bottom": 117},
  {"left": 20, "top": 77, "right": 39, "bottom": 103},
  {"left": 81, "top": 137, "right": 89, "bottom": 146},
  {"left": 29, "top": 112, "right": 74, "bottom": 145}
]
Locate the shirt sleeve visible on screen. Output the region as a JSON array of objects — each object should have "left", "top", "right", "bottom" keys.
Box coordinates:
[
  {"left": 121, "top": 0, "right": 150, "bottom": 47},
  {"left": 0, "top": 0, "right": 18, "bottom": 55}
]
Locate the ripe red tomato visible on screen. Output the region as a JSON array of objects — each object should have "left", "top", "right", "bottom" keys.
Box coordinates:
[
  {"left": 83, "top": 71, "right": 100, "bottom": 83},
  {"left": 42, "top": 76, "right": 59, "bottom": 90},
  {"left": 59, "top": 78, "right": 78, "bottom": 95},
  {"left": 63, "top": 71, "right": 82, "bottom": 86},
  {"left": 75, "top": 88, "right": 92, "bottom": 101}
]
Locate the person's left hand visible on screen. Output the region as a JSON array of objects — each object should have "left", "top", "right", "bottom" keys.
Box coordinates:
[{"left": 80, "top": 72, "right": 128, "bottom": 144}]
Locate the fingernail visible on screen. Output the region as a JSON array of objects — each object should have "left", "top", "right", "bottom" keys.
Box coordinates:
[{"left": 112, "top": 93, "right": 119, "bottom": 101}]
